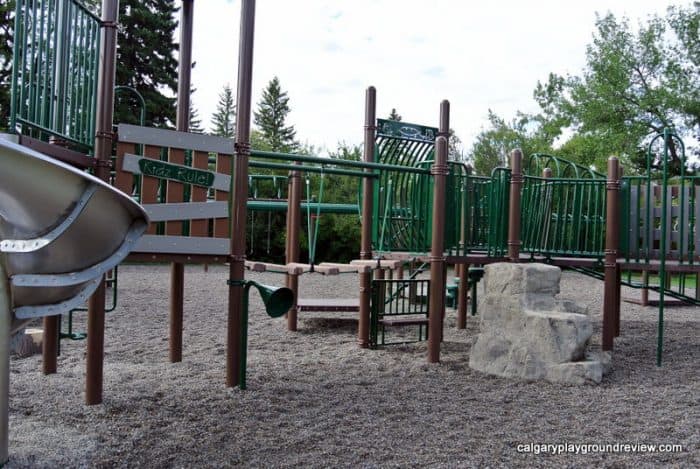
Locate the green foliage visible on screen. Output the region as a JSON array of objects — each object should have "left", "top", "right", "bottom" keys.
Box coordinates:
[
  {"left": 250, "top": 129, "right": 273, "bottom": 151},
  {"left": 114, "top": 0, "right": 178, "bottom": 128},
  {"left": 254, "top": 76, "right": 298, "bottom": 152},
  {"left": 534, "top": 6, "right": 700, "bottom": 174},
  {"left": 302, "top": 143, "right": 362, "bottom": 263},
  {"left": 448, "top": 128, "right": 463, "bottom": 160},
  {"left": 246, "top": 143, "right": 362, "bottom": 264},
  {"left": 210, "top": 83, "right": 235, "bottom": 138},
  {"left": 468, "top": 110, "right": 553, "bottom": 176},
  {"left": 0, "top": 0, "right": 15, "bottom": 130}
]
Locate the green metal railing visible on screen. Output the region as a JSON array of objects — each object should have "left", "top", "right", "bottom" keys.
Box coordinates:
[
  {"left": 444, "top": 162, "right": 469, "bottom": 254},
  {"left": 369, "top": 278, "right": 430, "bottom": 348},
  {"left": 521, "top": 175, "right": 607, "bottom": 258},
  {"left": 486, "top": 168, "right": 511, "bottom": 257},
  {"left": 10, "top": 0, "right": 101, "bottom": 150},
  {"left": 525, "top": 153, "right": 604, "bottom": 179},
  {"left": 459, "top": 175, "right": 492, "bottom": 253}
]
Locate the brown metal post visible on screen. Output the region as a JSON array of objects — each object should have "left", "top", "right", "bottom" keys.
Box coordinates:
[
  {"left": 286, "top": 163, "right": 301, "bottom": 331},
  {"left": 41, "top": 317, "right": 58, "bottom": 374},
  {"left": 358, "top": 86, "right": 376, "bottom": 348},
  {"left": 615, "top": 266, "right": 621, "bottom": 337},
  {"left": 603, "top": 157, "right": 620, "bottom": 351},
  {"left": 227, "top": 0, "right": 255, "bottom": 388},
  {"left": 168, "top": 0, "right": 194, "bottom": 364},
  {"left": 86, "top": 0, "right": 119, "bottom": 405},
  {"left": 427, "top": 101, "right": 449, "bottom": 363},
  {"left": 176, "top": 0, "right": 193, "bottom": 127},
  {"left": 508, "top": 149, "right": 523, "bottom": 262}
]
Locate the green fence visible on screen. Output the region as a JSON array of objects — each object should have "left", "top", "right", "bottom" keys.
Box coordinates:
[
  {"left": 524, "top": 153, "right": 604, "bottom": 178},
  {"left": 521, "top": 176, "right": 607, "bottom": 258},
  {"left": 10, "top": 0, "right": 100, "bottom": 151}
]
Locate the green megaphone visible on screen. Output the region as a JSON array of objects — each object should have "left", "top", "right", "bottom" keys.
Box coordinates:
[{"left": 249, "top": 281, "right": 294, "bottom": 318}]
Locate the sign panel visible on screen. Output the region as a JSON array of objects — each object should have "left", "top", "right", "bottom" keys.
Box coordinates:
[
  {"left": 138, "top": 158, "right": 215, "bottom": 188},
  {"left": 376, "top": 118, "right": 437, "bottom": 142}
]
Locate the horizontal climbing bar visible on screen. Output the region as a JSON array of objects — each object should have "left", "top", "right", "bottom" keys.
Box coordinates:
[
  {"left": 250, "top": 150, "right": 430, "bottom": 174},
  {"left": 248, "top": 201, "right": 358, "bottom": 214},
  {"left": 249, "top": 160, "right": 379, "bottom": 178}
]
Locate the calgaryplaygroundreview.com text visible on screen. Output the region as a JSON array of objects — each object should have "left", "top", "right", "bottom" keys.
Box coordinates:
[{"left": 516, "top": 442, "right": 684, "bottom": 456}]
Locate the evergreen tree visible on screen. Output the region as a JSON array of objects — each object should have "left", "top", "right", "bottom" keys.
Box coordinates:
[
  {"left": 114, "top": 0, "right": 178, "bottom": 128},
  {"left": 0, "top": 1, "right": 15, "bottom": 130},
  {"left": 188, "top": 87, "right": 204, "bottom": 134},
  {"left": 254, "top": 76, "right": 298, "bottom": 152},
  {"left": 211, "top": 83, "right": 236, "bottom": 138},
  {"left": 388, "top": 108, "right": 402, "bottom": 121}
]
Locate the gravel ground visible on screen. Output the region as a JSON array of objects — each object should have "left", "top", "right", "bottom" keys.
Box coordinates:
[{"left": 6, "top": 264, "right": 699, "bottom": 468}]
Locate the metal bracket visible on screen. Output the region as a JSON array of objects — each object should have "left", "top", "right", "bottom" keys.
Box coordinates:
[
  {"left": 430, "top": 164, "right": 450, "bottom": 176},
  {"left": 234, "top": 142, "right": 251, "bottom": 155},
  {"left": 94, "top": 159, "right": 113, "bottom": 169},
  {"left": 95, "top": 130, "right": 116, "bottom": 140}
]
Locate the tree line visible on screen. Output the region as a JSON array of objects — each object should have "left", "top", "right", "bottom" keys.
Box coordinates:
[{"left": 468, "top": 3, "right": 699, "bottom": 177}]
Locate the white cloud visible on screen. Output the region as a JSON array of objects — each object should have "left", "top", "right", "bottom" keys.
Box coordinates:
[{"left": 188, "top": 0, "right": 677, "bottom": 154}]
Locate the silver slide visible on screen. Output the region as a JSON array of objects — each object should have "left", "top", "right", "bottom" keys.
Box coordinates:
[{"left": 0, "top": 137, "right": 149, "bottom": 463}]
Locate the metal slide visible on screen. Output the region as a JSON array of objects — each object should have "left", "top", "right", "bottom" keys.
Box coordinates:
[{"left": 0, "top": 137, "right": 149, "bottom": 463}]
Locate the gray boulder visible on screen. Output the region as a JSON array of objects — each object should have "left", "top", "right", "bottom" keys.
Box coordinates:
[{"left": 468, "top": 263, "right": 608, "bottom": 384}]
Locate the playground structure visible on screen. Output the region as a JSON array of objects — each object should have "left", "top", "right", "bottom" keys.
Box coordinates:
[
  {"left": 1, "top": 0, "right": 698, "bottom": 452},
  {"left": 108, "top": 95, "right": 699, "bottom": 369}
]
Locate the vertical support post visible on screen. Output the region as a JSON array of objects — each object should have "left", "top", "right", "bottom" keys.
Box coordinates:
[
  {"left": 603, "top": 157, "right": 620, "bottom": 351},
  {"left": 615, "top": 267, "right": 621, "bottom": 337},
  {"left": 285, "top": 163, "right": 301, "bottom": 331},
  {"left": 0, "top": 263, "right": 11, "bottom": 465},
  {"left": 42, "top": 316, "right": 58, "bottom": 374},
  {"left": 169, "top": 0, "right": 194, "bottom": 363},
  {"left": 227, "top": 0, "right": 255, "bottom": 388},
  {"left": 508, "top": 149, "right": 523, "bottom": 262},
  {"left": 86, "top": 0, "right": 119, "bottom": 405},
  {"left": 656, "top": 129, "right": 671, "bottom": 367},
  {"left": 176, "top": 0, "right": 194, "bottom": 127},
  {"left": 358, "top": 86, "right": 376, "bottom": 348},
  {"left": 427, "top": 100, "right": 449, "bottom": 363},
  {"left": 457, "top": 263, "right": 469, "bottom": 329}
]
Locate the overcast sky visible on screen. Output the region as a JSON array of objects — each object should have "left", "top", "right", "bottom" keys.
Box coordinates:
[{"left": 188, "top": 0, "right": 679, "bottom": 155}]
